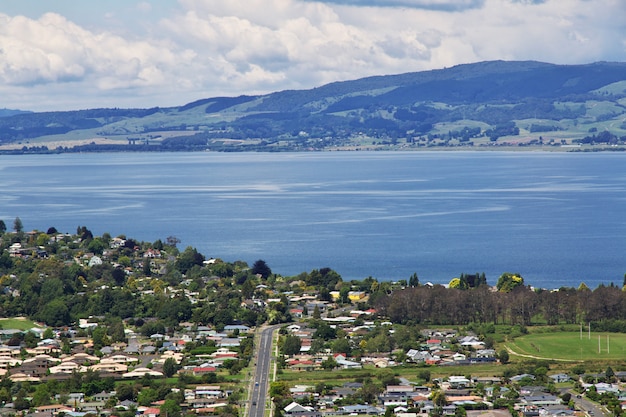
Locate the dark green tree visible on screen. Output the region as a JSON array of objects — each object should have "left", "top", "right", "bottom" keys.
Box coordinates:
[
  {"left": 409, "top": 273, "right": 419, "bottom": 287},
  {"left": 39, "top": 298, "right": 70, "bottom": 326},
  {"left": 321, "top": 357, "right": 337, "bottom": 370},
  {"left": 282, "top": 335, "right": 302, "bottom": 356},
  {"left": 13, "top": 217, "right": 23, "bottom": 233},
  {"left": 0, "top": 220, "right": 6, "bottom": 235},
  {"left": 498, "top": 349, "right": 510, "bottom": 364},
  {"left": 331, "top": 338, "right": 351, "bottom": 355},
  {"left": 176, "top": 246, "right": 205, "bottom": 274},
  {"left": 163, "top": 357, "right": 179, "bottom": 378},
  {"left": 160, "top": 399, "right": 181, "bottom": 417},
  {"left": 251, "top": 259, "right": 272, "bottom": 279}
]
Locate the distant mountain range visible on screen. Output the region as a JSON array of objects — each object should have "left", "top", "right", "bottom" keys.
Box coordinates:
[{"left": 2, "top": 60, "right": 626, "bottom": 152}]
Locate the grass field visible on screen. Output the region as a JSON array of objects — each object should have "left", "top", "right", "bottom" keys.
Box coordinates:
[
  {"left": 0, "top": 318, "right": 41, "bottom": 330},
  {"left": 505, "top": 332, "right": 626, "bottom": 361}
]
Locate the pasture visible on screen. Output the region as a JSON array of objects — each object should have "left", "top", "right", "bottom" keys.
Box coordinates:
[{"left": 505, "top": 331, "right": 626, "bottom": 361}]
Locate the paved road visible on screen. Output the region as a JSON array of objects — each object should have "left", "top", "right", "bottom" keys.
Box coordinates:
[
  {"left": 249, "top": 326, "right": 277, "bottom": 417},
  {"left": 563, "top": 389, "right": 609, "bottom": 417}
]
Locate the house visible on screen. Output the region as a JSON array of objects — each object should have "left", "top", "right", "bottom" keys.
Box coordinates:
[
  {"left": 224, "top": 325, "right": 251, "bottom": 333},
  {"left": 336, "top": 358, "right": 362, "bottom": 369},
  {"left": 338, "top": 405, "right": 384, "bottom": 415},
  {"left": 519, "top": 394, "right": 561, "bottom": 406},
  {"left": 467, "top": 410, "right": 513, "bottom": 417},
  {"left": 448, "top": 376, "right": 471, "bottom": 388},
  {"left": 406, "top": 349, "right": 433, "bottom": 363},
  {"left": 93, "top": 391, "right": 115, "bottom": 402},
  {"left": 511, "top": 374, "right": 536, "bottom": 382},
  {"left": 348, "top": 291, "right": 366, "bottom": 302},
  {"left": 426, "top": 339, "right": 442, "bottom": 348},
  {"left": 142, "top": 407, "right": 161, "bottom": 417},
  {"left": 283, "top": 402, "right": 321, "bottom": 417},
  {"left": 549, "top": 373, "right": 570, "bottom": 383},
  {"left": 192, "top": 366, "right": 218, "bottom": 376}
]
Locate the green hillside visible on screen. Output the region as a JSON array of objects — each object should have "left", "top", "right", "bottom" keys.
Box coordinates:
[{"left": 2, "top": 60, "right": 626, "bottom": 152}]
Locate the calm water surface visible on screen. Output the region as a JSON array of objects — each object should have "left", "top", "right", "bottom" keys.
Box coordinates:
[{"left": 0, "top": 151, "right": 624, "bottom": 289}]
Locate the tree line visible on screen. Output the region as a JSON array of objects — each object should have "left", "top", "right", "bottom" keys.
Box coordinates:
[{"left": 374, "top": 279, "right": 626, "bottom": 328}]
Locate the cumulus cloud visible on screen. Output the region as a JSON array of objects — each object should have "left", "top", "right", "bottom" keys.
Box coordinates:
[
  {"left": 300, "top": 0, "right": 485, "bottom": 11},
  {"left": 0, "top": 0, "right": 625, "bottom": 111}
]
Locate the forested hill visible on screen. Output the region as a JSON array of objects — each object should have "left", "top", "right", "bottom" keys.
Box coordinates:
[{"left": 3, "top": 60, "right": 626, "bottom": 152}]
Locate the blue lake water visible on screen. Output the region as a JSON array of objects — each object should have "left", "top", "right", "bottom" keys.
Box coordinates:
[{"left": 0, "top": 151, "right": 625, "bottom": 289}]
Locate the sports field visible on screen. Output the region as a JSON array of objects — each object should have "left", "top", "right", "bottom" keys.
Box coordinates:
[
  {"left": 505, "top": 331, "right": 626, "bottom": 361},
  {"left": 0, "top": 317, "right": 40, "bottom": 330}
]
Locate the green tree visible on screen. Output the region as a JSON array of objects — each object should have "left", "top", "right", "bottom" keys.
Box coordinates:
[
  {"left": 91, "top": 326, "right": 110, "bottom": 350},
  {"left": 498, "top": 349, "right": 509, "bottom": 364},
  {"left": 321, "top": 357, "right": 337, "bottom": 370},
  {"left": 0, "top": 387, "right": 11, "bottom": 404},
  {"left": 14, "top": 388, "right": 30, "bottom": 410},
  {"left": 137, "top": 387, "right": 158, "bottom": 406},
  {"left": 409, "top": 273, "right": 419, "bottom": 287},
  {"left": 163, "top": 358, "right": 179, "bottom": 378},
  {"left": 0, "top": 220, "right": 6, "bottom": 235},
  {"left": 496, "top": 272, "right": 524, "bottom": 292},
  {"left": 31, "top": 383, "right": 51, "bottom": 406},
  {"left": 417, "top": 369, "right": 431, "bottom": 383},
  {"left": 13, "top": 217, "right": 23, "bottom": 233},
  {"left": 312, "top": 305, "right": 321, "bottom": 319},
  {"left": 282, "top": 335, "right": 302, "bottom": 357},
  {"left": 160, "top": 399, "right": 181, "bottom": 417},
  {"left": 431, "top": 389, "right": 448, "bottom": 407},
  {"left": 42, "top": 328, "right": 54, "bottom": 340},
  {"left": 176, "top": 246, "right": 205, "bottom": 274},
  {"left": 332, "top": 338, "right": 351, "bottom": 355}
]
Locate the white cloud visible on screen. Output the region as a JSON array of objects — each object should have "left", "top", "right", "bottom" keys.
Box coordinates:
[{"left": 0, "top": 0, "right": 624, "bottom": 111}]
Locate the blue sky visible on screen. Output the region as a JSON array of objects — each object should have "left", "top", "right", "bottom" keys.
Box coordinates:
[{"left": 0, "top": 0, "right": 625, "bottom": 111}]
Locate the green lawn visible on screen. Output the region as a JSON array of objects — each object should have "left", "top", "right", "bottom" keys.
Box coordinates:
[
  {"left": 505, "top": 332, "right": 626, "bottom": 361},
  {"left": 0, "top": 317, "right": 41, "bottom": 330}
]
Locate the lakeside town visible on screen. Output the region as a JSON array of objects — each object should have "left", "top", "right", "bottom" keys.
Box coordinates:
[{"left": 1, "top": 221, "right": 626, "bottom": 417}]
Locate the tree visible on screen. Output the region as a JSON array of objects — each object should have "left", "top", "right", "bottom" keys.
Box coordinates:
[
  {"left": 163, "top": 358, "right": 179, "bottom": 378},
  {"left": 496, "top": 272, "right": 524, "bottom": 292},
  {"left": 331, "top": 338, "right": 351, "bottom": 355},
  {"left": 498, "top": 349, "right": 509, "bottom": 364},
  {"left": 176, "top": 246, "right": 205, "bottom": 274},
  {"left": 409, "top": 273, "right": 419, "bottom": 287},
  {"left": 13, "top": 217, "right": 23, "bottom": 233},
  {"left": 160, "top": 399, "right": 181, "bottom": 417},
  {"left": 312, "top": 305, "right": 321, "bottom": 319},
  {"left": 0, "top": 220, "right": 5, "bottom": 235},
  {"left": 39, "top": 298, "right": 70, "bottom": 326},
  {"left": 166, "top": 236, "right": 181, "bottom": 247},
  {"left": 417, "top": 369, "right": 431, "bottom": 383},
  {"left": 431, "top": 390, "right": 448, "bottom": 407},
  {"left": 251, "top": 259, "right": 272, "bottom": 279},
  {"left": 321, "top": 356, "right": 337, "bottom": 370},
  {"left": 449, "top": 277, "right": 468, "bottom": 290},
  {"left": 282, "top": 335, "right": 302, "bottom": 356}
]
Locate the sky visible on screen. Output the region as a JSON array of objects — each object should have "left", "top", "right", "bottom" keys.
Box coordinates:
[{"left": 0, "top": 0, "right": 625, "bottom": 111}]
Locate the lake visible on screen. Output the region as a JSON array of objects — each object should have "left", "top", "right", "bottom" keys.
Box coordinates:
[{"left": 1, "top": 151, "right": 625, "bottom": 289}]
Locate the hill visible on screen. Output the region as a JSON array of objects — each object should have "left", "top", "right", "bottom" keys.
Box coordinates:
[{"left": 2, "top": 60, "right": 626, "bottom": 152}]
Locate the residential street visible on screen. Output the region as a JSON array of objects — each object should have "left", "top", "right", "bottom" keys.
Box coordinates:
[{"left": 249, "top": 326, "right": 278, "bottom": 417}]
